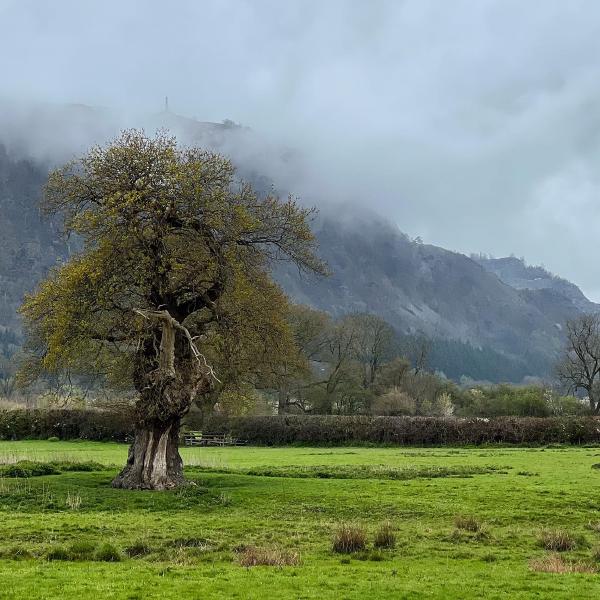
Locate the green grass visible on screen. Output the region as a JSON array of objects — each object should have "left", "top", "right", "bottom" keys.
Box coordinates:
[{"left": 1, "top": 441, "right": 600, "bottom": 598}]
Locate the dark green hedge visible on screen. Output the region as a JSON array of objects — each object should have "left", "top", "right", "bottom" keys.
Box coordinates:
[
  {"left": 2, "top": 410, "right": 600, "bottom": 445},
  {"left": 201, "top": 415, "right": 600, "bottom": 446},
  {"left": 0, "top": 409, "right": 133, "bottom": 442}
]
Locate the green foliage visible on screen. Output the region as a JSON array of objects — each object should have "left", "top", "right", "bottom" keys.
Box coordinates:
[
  {"left": 2, "top": 409, "right": 599, "bottom": 445},
  {"left": 19, "top": 131, "right": 325, "bottom": 421},
  {"left": 0, "top": 545, "right": 33, "bottom": 560},
  {"left": 281, "top": 307, "right": 577, "bottom": 420},
  {"left": 94, "top": 543, "right": 122, "bottom": 562},
  {"left": 68, "top": 541, "right": 97, "bottom": 560},
  {"left": 46, "top": 546, "right": 70, "bottom": 561},
  {"left": 201, "top": 414, "right": 600, "bottom": 445},
  {"left": 0, "top": 460, "right": 106, "bottom": 478},
  {"left": 124, "top": 541, "right": 153, "bottom": 558},
  {"left": 0, "top": 461, "right": 61, "bottom": 477},
  {"left": 454, "top": 385, "right": 587, "bottom": 418},
  {"left": 0, "top": 408, "right": 132, "bottom": 441}
]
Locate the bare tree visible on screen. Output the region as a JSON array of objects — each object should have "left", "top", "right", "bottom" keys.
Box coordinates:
[
  {"left": 343, "top": 313, "right": 395, "bottom": 388},
  {"left": 406, "top": 333, "right": 432, "bottom": 375},
  {"left": 556, "top": 314, "right": 600, "bottom": 414}
]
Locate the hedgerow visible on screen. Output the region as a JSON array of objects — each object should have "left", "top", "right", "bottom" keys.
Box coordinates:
[
  {"left": 201, "top": 415, "right": 600, "bottom": 446},
  {"left": 0, "top": 409, "right": 132, "bottom": 442},
  {"left": 1, "top": 410, "right": 600, "bottom": 445}
]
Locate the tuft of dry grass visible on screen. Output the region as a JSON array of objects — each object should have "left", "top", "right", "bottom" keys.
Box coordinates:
[
  {"left": 332, "top": 524, "right": 368, "bottom": 554},
  {"left": 537, "top": 529, "right": 580, "bottom": 552},
  {"left": 167, "top": 547, "right": 198, "bottom": 566},
  {"left": 373, "top": 521, "right": 396, "bottom": 549},
  {"left": 454, "top": 515, "right": 482, "bottom": 533},
  {"left": 65, "top": 491, "right": 82, "bottom": 510},
  {"left": 237, "top": 546, "right": 300, "bottom": 567},
  {"left": 587, "top": 521, "right": 600, "bottom": 533},
  {"left": 529, "top": 554, "right": 597, "bottom": 574}
]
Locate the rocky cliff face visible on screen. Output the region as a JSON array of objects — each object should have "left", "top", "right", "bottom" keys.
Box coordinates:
[
  {"left": 275, "top": 212, "right": 595, "bottom": 379},
  {"left": 0, "top": 146, "right": 67, "bottom": 337},
  {"left": 474, "top": 256, "right": 596, "bottom": 314}
]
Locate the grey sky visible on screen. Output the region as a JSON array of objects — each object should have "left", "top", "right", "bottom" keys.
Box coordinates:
[{"left": 3, "top": 0, "right": 600, "bottom": 298}]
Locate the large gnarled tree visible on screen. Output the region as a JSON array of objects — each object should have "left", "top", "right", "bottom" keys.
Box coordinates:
[{"left": 21, "top": 131, "right": 324, "bottom": 489}]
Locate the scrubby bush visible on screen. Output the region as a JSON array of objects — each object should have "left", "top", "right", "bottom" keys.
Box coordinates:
[
  {"left": 0, "top": 546, "right": 33, "bottom": 560},
  {"left": 454, "top": 386, "right": 587, "bottom": 418},
  {"left": 125, "top": 541, "right": 153, "bottom": 558},
  {"left": 332, "top": 524, "right": 368, "bottom": 554},
  {"left": 68, "top": 541, "right": 96, "bottom": 560},
  {"left": 94, "top": 543, "right": 122, "bottom": 562},
  {"left": 54, "top": 461, "right": 106, "bottom": 472},
  {"left": 46, "top": 546, "right": 70, "bottom": 561},
  {"left": 0, "top": 461, "right": 61, "bottom": 478},
  {"left": 371, "top": 390, "right": 415, "bottom": 416},
  {"left": 0, "top": 461, "right": 104, "bottom": 478}
]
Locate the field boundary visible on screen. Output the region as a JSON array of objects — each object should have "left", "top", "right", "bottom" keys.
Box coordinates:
[{"left": 2, "top": 409, "right": 600, "bottom": 445}]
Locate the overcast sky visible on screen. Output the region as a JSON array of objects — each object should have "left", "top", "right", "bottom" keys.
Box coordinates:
[{"left": 3, "top": 0, "right": 600, "bottom": 297}]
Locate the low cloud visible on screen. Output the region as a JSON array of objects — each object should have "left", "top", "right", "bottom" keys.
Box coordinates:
[{"left": 2, "top": 0, "right": 600, "bottom": 297}]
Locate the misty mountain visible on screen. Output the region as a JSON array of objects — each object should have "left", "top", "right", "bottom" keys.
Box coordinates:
[
  {"left": 0, "top": 146, "right": 66, "bottom": 339},
  {"left": 0, "top": 106, "right": 596, "bottom": 382},
  {"left": 276, "top": 212, "right": 597, "bottom": 381},
  {"left": 474, "top": 256, "right": 597, "bottom": 314}
]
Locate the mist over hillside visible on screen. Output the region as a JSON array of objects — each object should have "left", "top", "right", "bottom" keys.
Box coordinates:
[
  {"left": 0, "top": 105, "right": 597, "bottom": 383},
  {"left": 277, "top": 212, "right": 595, "bottom": 381}
]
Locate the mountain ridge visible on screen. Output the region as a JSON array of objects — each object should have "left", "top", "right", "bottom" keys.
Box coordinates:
[{"left": 0, "top": 105, "right": 596, "bottom": 382}]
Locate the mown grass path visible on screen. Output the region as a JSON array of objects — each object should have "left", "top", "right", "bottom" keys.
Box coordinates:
[{"left": 1, "top": 441, "right": 600, "bottom": 598}]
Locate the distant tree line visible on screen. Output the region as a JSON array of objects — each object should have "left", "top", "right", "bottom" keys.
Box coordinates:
[
  {"left": 244, "top": 305, "right": 586, "bottom": 419},
  {"left": 3, "top": 302, "right": 587, "bottom": 419}
]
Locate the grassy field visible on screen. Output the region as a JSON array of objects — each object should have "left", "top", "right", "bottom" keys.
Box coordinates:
[{"left": 1, "top": 441, "right": 600, "bottom": 598}]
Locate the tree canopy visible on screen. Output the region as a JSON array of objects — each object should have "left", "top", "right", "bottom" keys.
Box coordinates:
[{"left": 20, "top": 130, "right": 325, "bottom": 489}]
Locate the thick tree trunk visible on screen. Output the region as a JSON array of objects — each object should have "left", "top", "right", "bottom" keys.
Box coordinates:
[
  {"left": 114, "top": 311, "right": 214, "bottom": 490},
  {"left": 112, "top": 417, "right": 184, "bottom": 490}
]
